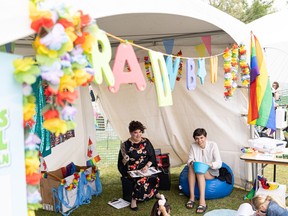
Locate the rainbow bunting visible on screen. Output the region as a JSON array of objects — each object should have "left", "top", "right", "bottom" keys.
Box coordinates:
[{"left": 247, "top": 34, "right": 276, "bottom": 130}]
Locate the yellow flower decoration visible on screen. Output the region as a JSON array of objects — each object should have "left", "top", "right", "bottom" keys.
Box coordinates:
[
  {"left": 13, "top": 58, "right": 40, "bottom": 84},
  {"left": 82, "top": 34, "right": 96, "bottom": 53},
  {"left": 43, "top": 118, "right": 68, "bottom": 137},
  {"left": 59, "top": 74, "right": 77, "bottom": 92},
  {"left": 25, "top": 157, "right": 40, "bottom": 175},
  {"left": 29, "top": 1, "right": 52, "bottom": 20},
  {"left": 74, "top": 68, "right": 91, "bottom": 86},
  {"left": 33, "top": 37, "right": 59, "bottom": 59},
  {"left": 24, "top": 103, "right": 36, "bottom": 121}
]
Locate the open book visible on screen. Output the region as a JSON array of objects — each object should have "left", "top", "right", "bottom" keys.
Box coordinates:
[
  {"left": 108, "top": 198, "right": 130, "bottom": 209},
  {"left": 128, "top": 166, "right": 161, "bottom": 178}
]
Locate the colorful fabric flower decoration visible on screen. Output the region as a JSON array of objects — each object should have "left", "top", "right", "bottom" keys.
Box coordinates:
[
  {"left": 176, "top": 50, "right": 183, "bottom": 81},
  {"left": 239, "top": 43, "right": 250, "bottom": 86},
  {"left": 223, "top": 47, "right": 233, "bottom": 99},
  {"left": 26, "top": 173, "right": 42, "bottom": 185},
  {"left": 74, "top": 68, "right": 93, "bottom": 86},
  {"left": 40, "top": 23, "right": 69, "bottom": 51},
  {"left": 59, "top": 74, "right": 77, "bottom": 92},
  {"left": 43, "top": 109, "right": 60, "bottom": 120},
  {"left": 25, "top": 134, "right": 41, "bottom": 150},
  {"left": 13, "top": 58, "right": 40, "bottom": 84},
  {"left": 25, "top": 157, "right": 41, "bottom": 176},
  {"left": 40, "top": 61, "right": 64, "bottom": 85},
  {"left": 144, "top": 56, "right": 154, "bottom": 83},
  {"left": 43, "top": 118, "right": 68, "bottom": 137},
  {"left": 56, "top": 90, "right": 78, "bottom": 107},
  {"left": 61, "top": 106, "right": 77, "bottom": 120}
]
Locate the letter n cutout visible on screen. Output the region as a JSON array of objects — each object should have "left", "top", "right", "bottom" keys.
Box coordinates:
[{"left": 109, "top": 43, "right": 146, "bottom": 93}]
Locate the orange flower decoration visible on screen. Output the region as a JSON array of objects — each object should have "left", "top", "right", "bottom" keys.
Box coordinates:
[
  {"left": 43, "top": 109, "right": 60, "bottom": 120},
  {"left": 56, "top": 90, "right": 78, "bottom": 107},
  {"left": 31, "top": 18, "right": 54, "bottom": 33}
]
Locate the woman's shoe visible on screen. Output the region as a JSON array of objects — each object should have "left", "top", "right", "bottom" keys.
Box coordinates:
[
  {"left": 130, "top": 199, "right": 138, "bottom": 211},
  {"left": 130, "top": 206, "right": 138, "bottom": 211}
]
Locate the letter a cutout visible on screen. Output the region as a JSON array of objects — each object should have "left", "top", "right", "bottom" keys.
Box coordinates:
[
  {"left": 90, "top": 29, "right": 115, "bottom": 86},
  {"left": 148, "top": 51, "right": 173, "bottom": 107},
  {"left": 109, "top": 43, "right": 146, "bottom": 93}
]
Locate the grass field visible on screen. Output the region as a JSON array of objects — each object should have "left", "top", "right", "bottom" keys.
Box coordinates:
[{"left": 36, "top": 139, "right": 288, "bottom": 215}]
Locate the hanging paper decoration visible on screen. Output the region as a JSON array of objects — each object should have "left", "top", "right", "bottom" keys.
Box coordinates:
[
  {"left": 210, "top": 56, "right": 218, "bottom": 83},
  {"left": 197, "top": 58, "right": 207, "bottom": 85},
  {"left": 201, "top": 36, "right": 212, "bottom": 56},
  {"left": 223, "top": 47, "right": 233, "bottom": 99},
  {"left": 195, "top": 43, "right": 206, "bottom": 57},
  {"left": 239, "top": 43, "right": 250, "bottom": 86},
  {"left": 163, "top": 39, "right": 174, "bottom": 55},
  {"left": 86, "top": 138, "right": 101, "bottom": 166}
]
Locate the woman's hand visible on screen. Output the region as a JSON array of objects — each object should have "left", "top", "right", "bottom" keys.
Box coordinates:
[{"left": 141, "top": 165, "right": 149, "bottom": 173}]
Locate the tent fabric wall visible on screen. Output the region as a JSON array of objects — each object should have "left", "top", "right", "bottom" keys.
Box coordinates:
[
  {"left": 44, "top": 86, "right": 98, "bottom": 171},
  {"left": 93, "top": 46, "right": 251, "bottom": 186}
]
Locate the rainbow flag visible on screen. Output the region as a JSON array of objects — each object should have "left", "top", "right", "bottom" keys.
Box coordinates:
[
  {"left": 86, "top": 138, "right": 101, "bottom": 166},
  {"left": 247, "top": 34, "right": 276, "bottom": 130}
]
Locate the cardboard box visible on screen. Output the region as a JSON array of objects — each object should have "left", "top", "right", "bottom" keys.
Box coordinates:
[
  {"left": 40, "top": 167, "right": 79, "bottom": 213},
  {"left": 40, "top": 163, "right": 102, "bottom": 214}
]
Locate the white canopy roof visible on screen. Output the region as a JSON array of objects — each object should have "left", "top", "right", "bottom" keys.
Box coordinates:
[
  {"left": 0, "top": 0, "right": 253, "bottom": 186},
  {"left": 248, "top": 10, "right": 288, "bottom": 85}
]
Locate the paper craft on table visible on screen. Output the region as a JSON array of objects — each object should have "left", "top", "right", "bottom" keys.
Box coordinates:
[
  {"left": 108, "top": 198, "right": 130, "bottom": 209},
  {"left": 128, "top": 166, "right": 161, "bottom": 178}
]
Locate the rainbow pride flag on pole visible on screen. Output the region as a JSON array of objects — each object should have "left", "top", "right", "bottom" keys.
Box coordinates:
[{"left": 247, "top": 33, "right": 276, "bottom": 130}]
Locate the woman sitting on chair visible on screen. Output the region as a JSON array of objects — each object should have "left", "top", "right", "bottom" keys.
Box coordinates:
[
  {"left": 118, "top": 120, "right": 161, "bottom": 211},
  {"left": 186, "top": 128, "right": 222, "bottom": 214}
]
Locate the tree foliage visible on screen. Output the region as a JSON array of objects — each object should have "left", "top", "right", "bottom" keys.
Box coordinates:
[{"left": 209, "top": 0, "right": 275, "bottom": 23}]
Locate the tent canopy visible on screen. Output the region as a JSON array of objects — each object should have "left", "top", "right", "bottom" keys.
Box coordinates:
[
  {"left": 1, "top": 0, "right": 253, "bottom": 187},
  {"left": 248, "top": 9, "right": 288, "bottom": 85}
]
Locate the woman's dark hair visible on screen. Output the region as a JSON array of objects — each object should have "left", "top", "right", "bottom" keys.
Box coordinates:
[
  {"left": 129, "top": 121, "right": 146, "bottom": 133},
  {"left": 150, "top": 199, "right": 171, "bottom": 216},
  {"left": 272, "top": 81, "right": 279, "bottom": 89},
  {"left": 193, "top": 128, "right": 207, "bottom": 139}
]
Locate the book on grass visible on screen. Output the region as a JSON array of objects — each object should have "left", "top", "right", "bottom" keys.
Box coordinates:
[
  {"left": 108, "top": 198, "right": 130, "bottom": 209},
  {"left": 128, "top": 166, "right": 161, "bottom": 178}
]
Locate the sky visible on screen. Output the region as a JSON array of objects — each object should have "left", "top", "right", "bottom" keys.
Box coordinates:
[{"left": 272, "top": 0, "right": 287, "bottom": 11}]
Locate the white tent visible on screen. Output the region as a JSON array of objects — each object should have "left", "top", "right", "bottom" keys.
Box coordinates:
[
  {"left": 0, "top": 0, "right": 253, "bottom": 187},
  {"left": 78, "top": 0, "right": 251, "bottom": 186},
  {"left": 247, "top": 10, "right": 288, "bottom": 87}
]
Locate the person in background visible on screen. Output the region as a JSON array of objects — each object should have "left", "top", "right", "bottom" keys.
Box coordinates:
[
  {"left": 150, "top": 194, "right": 171, "bottom": 216},
  {"left": 186, "top": 128, "right": 222, "bottom": 214},
  {"left": 252, "top": 194, "right": 288, "bottom": 216},
  {"left": 118, "top": 120, "right": 161, "bottom": 211},
  {"left": 272, "top": 81, "right": 280, "bottom": 107}
]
